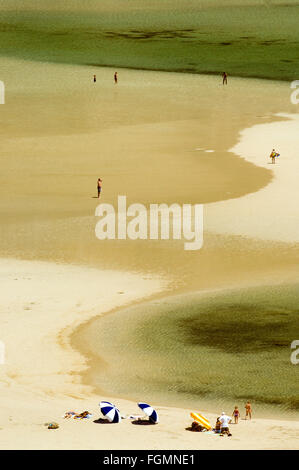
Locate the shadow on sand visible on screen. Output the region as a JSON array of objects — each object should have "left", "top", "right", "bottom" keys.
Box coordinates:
[
  {"left": 93, "top": 418, "right": 114, "bottom": 424},
  {"left": 131, "top": 419, "right": 155, "bottom": 426}
]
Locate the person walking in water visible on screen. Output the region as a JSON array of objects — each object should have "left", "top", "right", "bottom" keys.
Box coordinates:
[
  {"left": 93, "top": 74, "right": 96, "bottom": 83},
  {"left": 114, "top": 72, "right": 118, "bottom": 84},
  {"left": 222, "top": 72, "right": 228, "bottom": 85},
  {"left": 97, "top": 178, "right": 102, "bottom": 198}
]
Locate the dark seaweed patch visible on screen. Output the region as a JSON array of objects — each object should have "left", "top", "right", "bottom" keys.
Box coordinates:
[
  {"left": 178, "top": 303, "right": 298, "bottom": 354},
  {"left": 102, "top": 29, "right": 197, "bottom": 41}
]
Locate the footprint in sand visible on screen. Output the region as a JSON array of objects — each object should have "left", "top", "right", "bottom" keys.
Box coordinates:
[{"left": 24, "top": 302, "right": 36, "bottom": 310}]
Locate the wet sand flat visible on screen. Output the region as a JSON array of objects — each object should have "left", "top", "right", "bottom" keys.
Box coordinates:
[{"left": 0, "top": 54, "right": 298, "bottom": 449}]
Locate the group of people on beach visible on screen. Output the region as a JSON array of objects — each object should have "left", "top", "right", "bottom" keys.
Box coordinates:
[
  {"left": 214, "top": 402, "right": 252, "bottom": 437},
  {"left": 93, "top": 70, "right": 227, "bottom": 86},
  {"left": 189, "top": 402, "right": 252, "bottom": 437},
  {"left": 54, "top": 401, "right": 253, "bottom": 436}
]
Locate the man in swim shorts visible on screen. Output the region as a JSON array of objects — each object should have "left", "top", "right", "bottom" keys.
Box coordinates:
[{"left": 245, "top": 401, "right": 252, "bottom": 419}]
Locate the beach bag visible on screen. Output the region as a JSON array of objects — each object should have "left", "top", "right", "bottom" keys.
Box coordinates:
[{"left": 46, "top": 422, "right": 59, "bottom": 429}]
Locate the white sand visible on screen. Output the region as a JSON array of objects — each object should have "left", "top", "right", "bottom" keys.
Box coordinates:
[
  {"left": 0, "top": 258, "right": 298, "bottom": 450},
  {"left": 206, "top": 113, "right": 299, "bottom": 243},
  {"left": 0, "top": 258, "right": 165, "bottom": 397},
  {"left": 0, "top": 258, "right": 168, "bottom": 450},
  {"left": 2, "top": 393, "right": 298, "bottom": 450}
]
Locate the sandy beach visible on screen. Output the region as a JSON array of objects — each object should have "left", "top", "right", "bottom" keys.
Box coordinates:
[
  {"left": 207, "top": 113, "right": 299, "bottom": 243},
  {"left": 0, "top": 259, "right": 298, "bottom": 450},
  {"left": 0, "top": 45, "right": 298, "bottom": 450}
]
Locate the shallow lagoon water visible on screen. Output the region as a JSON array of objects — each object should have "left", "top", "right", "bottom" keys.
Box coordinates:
[
  {"left": 1, "top": 2, "right": 299, "bottom": 80},
  {"left": 74, "top": 283, "right": 299, "bottom": 418}
]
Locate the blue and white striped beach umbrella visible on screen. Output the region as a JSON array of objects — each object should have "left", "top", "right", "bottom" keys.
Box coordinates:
[
  {"left": 138, "top": 402, "right": 159, "bottom": 424},
  {"left": 99, "top": 401, "right": 121, "bottom": 423}
]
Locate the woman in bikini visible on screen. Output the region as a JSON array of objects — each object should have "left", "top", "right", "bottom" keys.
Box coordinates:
[{"left": 232, "top": 406, "right": 240, "bottom": 424}]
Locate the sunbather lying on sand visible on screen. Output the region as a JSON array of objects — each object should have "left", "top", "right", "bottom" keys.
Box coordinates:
[
  {"left": 64, "top": 411, "right": 92, "bottom": 419},
  {"left": 186, "top": 421, "right": 204, "bottom": 432},
  {"left": 63, "top": 411, "right": 76, "bottom": 418},
  {"left": 74, "top": 411, "right": 92, "bottom": 419}
]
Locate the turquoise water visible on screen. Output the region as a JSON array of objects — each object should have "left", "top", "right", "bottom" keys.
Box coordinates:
[{"left": 74, "top": 284, "right": 299, "bottom": 418}]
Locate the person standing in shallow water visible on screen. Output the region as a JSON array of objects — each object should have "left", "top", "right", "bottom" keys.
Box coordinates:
[
  {"left": 114, "top": 72, "right": 118, "bottom": 84},
  {"left": 93, "top": 75, "right": 96, "bottom": 83},
  {"left": 97, "top": 178, "right": 102, "bottom": 198},
  {"left": 222, "top": 72, "right": 228, "bottom": 85}
]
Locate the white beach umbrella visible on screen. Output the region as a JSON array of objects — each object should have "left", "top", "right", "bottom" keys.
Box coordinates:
[
  {"left": 138, "top": 402, "right": 159, "bottom": 424},
  {"left": 99, "top": 401, "right": 121, "bottom": 423}
]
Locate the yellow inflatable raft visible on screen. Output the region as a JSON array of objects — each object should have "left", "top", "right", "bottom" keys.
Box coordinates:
[{"left": 190, "top": 412, "right": 212, "bottom": 430}]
